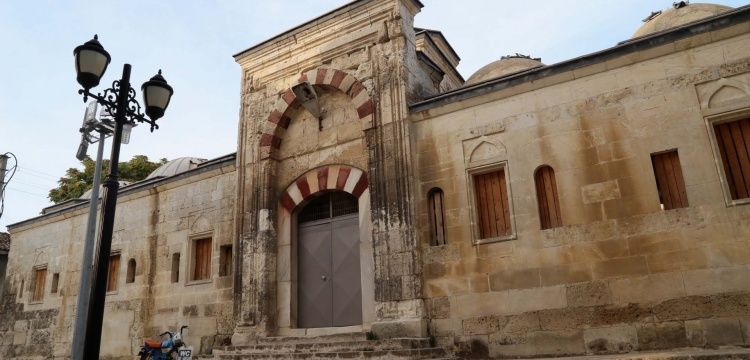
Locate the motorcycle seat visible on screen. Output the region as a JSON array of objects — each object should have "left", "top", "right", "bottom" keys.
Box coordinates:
[{"left": 144, "top": 339, "right": 162, "bottom": 349}]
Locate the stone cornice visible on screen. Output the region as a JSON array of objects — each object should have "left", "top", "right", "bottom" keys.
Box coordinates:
[
  {"left": 234, "top": 0, "right": 422, "bottom": 85},
  {"left": 7, "top": 154, "right": 237, "bottom": 232},
  {"left": 410, "top": 5, "right": 750, "bottom": 117},
  {"left": 415, "top": 28, "right": 460, "bottom": 65},
  {"left": 415, "top": 31, "right": 463, "bottom": 83}
]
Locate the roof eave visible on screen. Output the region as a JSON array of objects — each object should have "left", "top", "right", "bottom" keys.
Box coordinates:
[{"left": 410, "top": 4, "right": 750, "bottom": 113}]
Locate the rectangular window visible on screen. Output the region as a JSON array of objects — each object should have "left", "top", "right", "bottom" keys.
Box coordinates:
[
  {"left": 107, "top": 254, "right": 120, "bottom": 292},
  {"left": 219, "top": 245, "right": 232, "bottom": 277},
  {"left": 32, "top": 268, "right": 47, "bottom": 302},
  {"left": 651, "top": 150, "right": 689, "bottom": 210},
  {"left": 714, "top": 118, "right": 750, "bottom": 200},
  {"left": 192, "top": 238, "right": 212, "bottom": 281},
  {"left": 473, "top": 169, "right": 511, "bottom": 239},
  {"left": 51, "top": 273, "right": 60, "bottom": 294}
]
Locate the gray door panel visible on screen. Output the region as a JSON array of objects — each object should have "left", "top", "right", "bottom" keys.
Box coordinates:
[
  {"left": 297, "top": 193, "right": 362, "bottom": 329},
  {"left": 331, "top": 215, "right": 362, "bottom": 327},
  {"left": 298, "top": 222, "right": 333, "bottom": 328}
]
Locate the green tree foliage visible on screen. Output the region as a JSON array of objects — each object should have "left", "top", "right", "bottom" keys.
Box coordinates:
[{"left": 48, "top": 155, "right": 167, "bottom": 204}]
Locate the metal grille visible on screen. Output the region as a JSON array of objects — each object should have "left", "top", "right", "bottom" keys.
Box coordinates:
[
  {"left": 298, "top": 193, "right": 332, "bottom": 223},
  {"left": 298, "top": 192, "right": 358, "bottom": 223},
  {"left": 331, "top": 192, "right": 358, "bottom": 217}
]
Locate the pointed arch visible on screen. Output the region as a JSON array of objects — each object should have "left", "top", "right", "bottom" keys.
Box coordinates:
[
  {"left": 468, "top": 139, "right": 507, "bottom": 165},
  {"left": 702, "top": 77, "right": 750, "bottom": 109},
  {"left": 279, "top": 165, "right": 369, "bottom": 213},
  {"left": 259, "top": 67, "right": 375, "bottom": 160}
]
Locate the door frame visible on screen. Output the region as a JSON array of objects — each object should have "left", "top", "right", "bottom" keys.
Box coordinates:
[{"left": 276, "top": 188, "right": 375, "bottom": 336}]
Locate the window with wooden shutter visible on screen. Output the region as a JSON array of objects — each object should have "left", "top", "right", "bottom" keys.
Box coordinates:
[
  {"left": 473, "top": 169, "right": 511, "bottom": 239},
  {"left": 651, "top": 150, "right": 689, "bottom": 210},
  {"left": 714, "top": 118, "right": 750, "bottom": 200},
  {"left": 31, "top": 267, "right": 46, "bottom": 302},
  {"left": 107, "top": 254, "right": 120, "bottom": 292},
  {"left": 535, "top": 165, "right": 563, "bottom": 229},
  {"left": 428, "top": 188, "right": 447, "bottom": 246},
  {"left": 192, "top": 238, "right": 212, "bottom": 281}
]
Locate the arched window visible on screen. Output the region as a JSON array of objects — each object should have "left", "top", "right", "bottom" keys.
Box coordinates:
[
  {"left": 171, "top": 253, "right": 180, "bottom": 283},
  {"left": 126, "top": 259, "right": 136, "bottom": 284},
  {"left": 51, "top": 273, "right": 60, "bottom": 294},
  {"left": 534, "top": 165, "right": 562, "bottom": 230},
  {"left": 428, "top": 188, "right": 447, "bottom": 246}
]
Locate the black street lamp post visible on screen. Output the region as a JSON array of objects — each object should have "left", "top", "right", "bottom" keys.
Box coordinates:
[{"left": 73, "top": 35, "right": 173, "bottom": 359}]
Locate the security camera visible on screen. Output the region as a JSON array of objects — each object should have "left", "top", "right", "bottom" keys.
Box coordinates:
[{"left": 76, "top": 136, "right": 89, "bottom": 161}]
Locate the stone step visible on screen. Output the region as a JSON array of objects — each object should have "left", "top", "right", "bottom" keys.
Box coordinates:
[
  {"left": 210, "top": 347, "right": 448, "bottom": 359},
  {"left": 250, "top": 332, "right": 368, "bottom": 345},
  {"left": 213, "top": 338, "right": 431, "bottom": 354},
  {"left": 532, "top": 347, "right": 750, "bottom": 359}
]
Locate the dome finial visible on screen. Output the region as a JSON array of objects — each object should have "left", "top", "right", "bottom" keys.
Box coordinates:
[
  {"left": 632, "top": 2, "right": 732, "bottom": 39},
  {"left": 465, "top": 54, "right": 545, "bottom": 86}
]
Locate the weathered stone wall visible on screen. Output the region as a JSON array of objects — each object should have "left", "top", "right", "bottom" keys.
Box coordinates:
[
  {"left": 412, "top": 23, "right": 750, "bottom": 357},
  {"left": 1, "top": 161, "right": 236, "bottom": 358}
]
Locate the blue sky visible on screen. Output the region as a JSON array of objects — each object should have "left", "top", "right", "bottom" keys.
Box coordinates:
[{"left": 1, "top": 0, "right": 746, "bottom": 231}]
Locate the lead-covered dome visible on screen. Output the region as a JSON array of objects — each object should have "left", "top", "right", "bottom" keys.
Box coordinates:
[
  {"left": 146, "top": 157, "right": 206, "bottom": 179},
  {"left": 632, "top": 1, "right": 732, "bottom": 39},
  {"left": 465, "top": 54, "right": 544, "bottom": 86},
  {"left": 79, "top": 181, "right": 132, "bottom": 199}
]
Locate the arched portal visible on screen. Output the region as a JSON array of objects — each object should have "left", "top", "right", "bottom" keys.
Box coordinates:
[
  {"left": 276, "top": 165, "right": 374, "bottom": 334},
  {"left": 297, "top": 191, "right": 362, "bottom": 328}
]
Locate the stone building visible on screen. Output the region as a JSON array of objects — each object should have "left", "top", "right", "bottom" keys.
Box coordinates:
[
  {"left": 0, "top": 232, "right": 9, "bottom": 297},
  {"left": 2, "top": 0, "right": 750, "bottom": 358}
]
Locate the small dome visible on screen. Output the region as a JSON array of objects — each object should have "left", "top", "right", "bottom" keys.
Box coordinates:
[
  {"left": 632, "top": 2, "right": 732, "bottom": 39},
  {"left": 146, "top": 157, "right": 207, "bottom": 179},
  {"left": 79, "top": 181, "right": 132, "bottom": 199},
  {"left": 465, "top": 54, "right": 544, "bottom": 86}
]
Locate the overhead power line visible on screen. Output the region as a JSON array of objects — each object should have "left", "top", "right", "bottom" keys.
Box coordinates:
[
  {"left": 7, "top": 187, "right": 47, "bottom": 198},
  {"left": 17, "top": 166, "right": 60, "bottom": 180}
]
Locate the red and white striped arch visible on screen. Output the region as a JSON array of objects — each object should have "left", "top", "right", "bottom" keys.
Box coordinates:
[
  {"left": 259, "top": 67, "right": 375, "bottom": 160},
  {"left": 279, "top": 165, "right": 368, "bottom": 213}
]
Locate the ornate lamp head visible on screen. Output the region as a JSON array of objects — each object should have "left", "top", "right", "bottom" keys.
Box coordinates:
[
  {"left": 141, "top": 70, "right": 174, "bottom": 121},
  {"left": 74, "top": 35, "right": 111, "bottom": 90}
]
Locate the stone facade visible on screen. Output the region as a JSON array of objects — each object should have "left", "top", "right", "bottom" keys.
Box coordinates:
[
  {"left": 1, "top": 157, "right": 236, "bottom": 358},
  {"left": 2, "top": 0, "right": 750, "bottom": 358},
  {"left": 410, "top": 6, "right": 750, "bottom": 357}
]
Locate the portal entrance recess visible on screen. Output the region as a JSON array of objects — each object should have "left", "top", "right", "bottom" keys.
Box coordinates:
[{"left": 297, "top": 191, "right": 362, "bottom": 328}]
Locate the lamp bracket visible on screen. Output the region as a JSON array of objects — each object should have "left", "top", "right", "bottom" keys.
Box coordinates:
[
  {"left": 291, "top": 82, "right": 324, "bottom": 131},
  {"left": 79, "top": 79, "right": 158, "bottom": 132}
]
